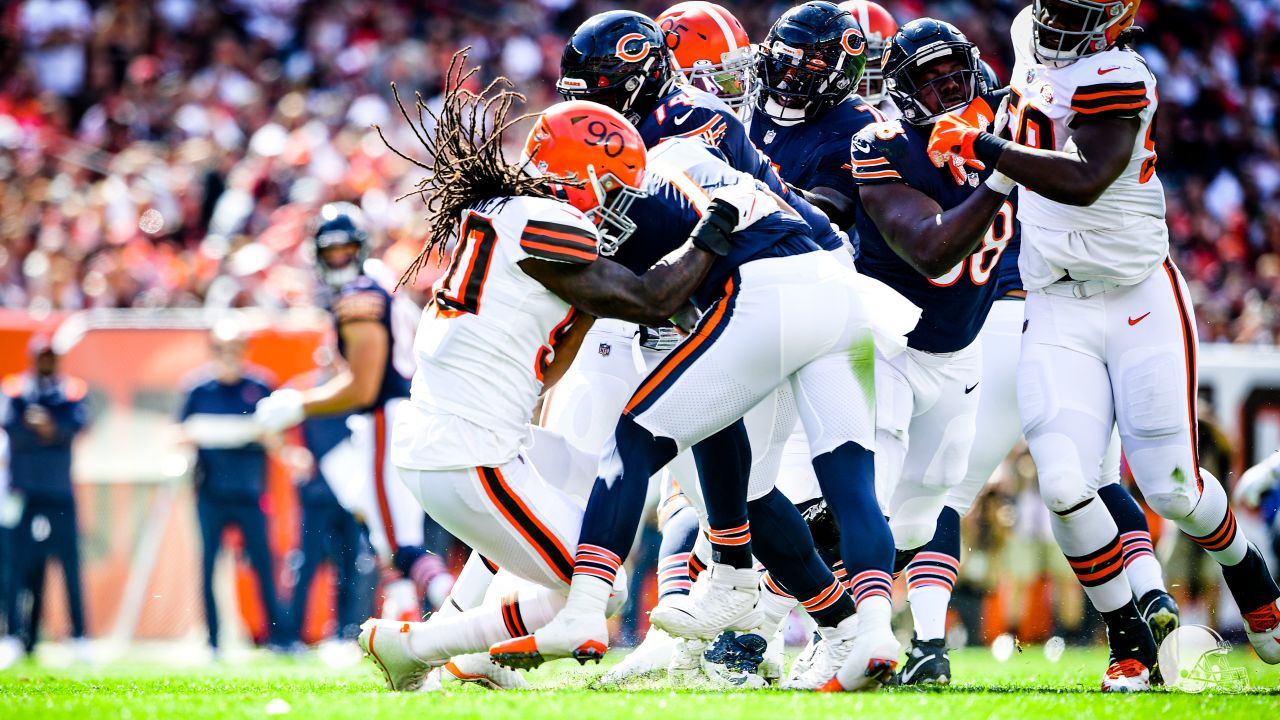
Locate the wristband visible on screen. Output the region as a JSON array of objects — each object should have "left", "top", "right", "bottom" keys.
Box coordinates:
[
  {"left": 972, "top": 132, "right": 1012, "bottom": 166},
  {"left": 689, "top": 198, "right": 738, "bottom": 256},
  {"left": 984, "top": 170, "right": 1016, "bottom": 195}
]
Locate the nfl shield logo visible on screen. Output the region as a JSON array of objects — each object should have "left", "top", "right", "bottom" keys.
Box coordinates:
[
  {"left": 598, "top": 343, "right": 611, "bottom": 357},
  {"left": 763, "top": 129, "right": 776, "bottom": 144}
]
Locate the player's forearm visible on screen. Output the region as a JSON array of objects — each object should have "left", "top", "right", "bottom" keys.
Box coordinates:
[
  {"left": 624, "top": 247, "right": 718, "bottom": 324},
  {"left": 301, "top": 370, "right": 377, "bottom": 416},
  {"left": 992, "top": 143, "right": 1109, "bottom": 206},
  {"left": 897, "top": 188, "right": 1008, "bottom": 277}
]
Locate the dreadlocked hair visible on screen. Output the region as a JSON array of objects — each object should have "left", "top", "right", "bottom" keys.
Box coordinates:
[{"left": 375, "top": 48, "right": 581, "bottom": 289}]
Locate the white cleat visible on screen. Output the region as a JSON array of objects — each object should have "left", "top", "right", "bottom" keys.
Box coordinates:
[
  {"left": 1101, "top": 659, "right": 1151, "bottom": 692},
  {"left": 358, "top": 618, "right": 438, "bottom": 691},
  {"left": 1243, "top": 600, "right": 1280, "bottom": 664},
  {"left": 819, "top": 623, "right": 899, "bottom": 692},
  {"left": 436, "top": 653, "right": 531, "bottom": 690},
  {"left": 667, "top": 637, "right": 709, "bottom": 688},
  {"left": 649, "top": 564, "right": 764, "bottom": 640},
  {"left": 489, "top": 606, "right": 609, "bottom": 671},
  {"left": 760, "top": 623, "right": 786, "bottom": 685},
  {"left": 783, "top": 613, "right": 861, "bottom": 690},
  {"left": 598, "top": 626, "right": 677, "bottom": 685},
  {"left": 787, "top": 631, "right": 825, "bottom": 684}
]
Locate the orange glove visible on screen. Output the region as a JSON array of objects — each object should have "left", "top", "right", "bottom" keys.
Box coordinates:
[{"left": 927, "top": 114, "right": 984, "bottom": 169}]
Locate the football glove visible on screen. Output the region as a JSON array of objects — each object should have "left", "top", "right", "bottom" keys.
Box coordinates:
[
  {"left": 254, "top": 388, "right": 306, "bottom": 433},
  {"left": 709, "top": 179, "right": 781, "bottom": 233},
  {"left": 1233, "top": 451, "right": 1280, "bottom": 509}
]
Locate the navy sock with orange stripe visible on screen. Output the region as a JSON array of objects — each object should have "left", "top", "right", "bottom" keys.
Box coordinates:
[
  {"left": 694, "top": 419, "right": 755, "bottom": 569},
  {"left": 905, "top": 506, "right": 961, "bottom": 642},
  {"left": 657, "top": 506, "right": 699, "bottom": 599},
  {"left": 747, "top": 488, "right": 854, "bottom": 627},
  {"left": 578, "top": 414, "right": 677, "bottom": 563},
  {"left": 811, "top": 442, "right": 894, "bottom": 601}
]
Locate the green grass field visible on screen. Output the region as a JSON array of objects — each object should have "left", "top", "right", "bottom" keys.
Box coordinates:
[{"left": 1, "top": 645, "right": 1276, "bottom": 720}]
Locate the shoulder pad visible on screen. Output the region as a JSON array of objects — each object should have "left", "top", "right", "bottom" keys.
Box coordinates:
[
  {"left": 1066, "top": 54, "right": 1151, "bottom": 116},
  {"left": 334, "top": 289, "right": 388, "bottom": 323},
  {"left": 62, "top": 377, "right": 87, "bottom": 402},
  {"left": 850, "top": 121, "right": 908, "bottom": 183},
  {"left": 519, "top": 201, "right": 600, "bottom": 265}
]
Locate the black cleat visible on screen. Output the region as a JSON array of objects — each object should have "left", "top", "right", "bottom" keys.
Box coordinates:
[
  {"left": 1138, "top": 589, "right": 1180, "bottom": 646},
  {"left": 897, "top": 636, "right": 950, "bottom": 686}
]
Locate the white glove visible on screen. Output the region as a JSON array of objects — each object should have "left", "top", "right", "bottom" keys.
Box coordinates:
[
  {"left": 1233, "top": 451, "right": 1280, "bottom": 509},
  {"left": 254, "top": 388, "right": 306, "bottom": 434},
  {"left": 710, "top": 179, "right": 781, "bottom": 232},
  {"left": 991, "top": 92, "right": 1011, "bottom": 138}
]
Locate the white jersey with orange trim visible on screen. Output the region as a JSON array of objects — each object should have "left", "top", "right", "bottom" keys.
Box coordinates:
[
  {"left": 1008, "top": 7, "right": 1167, "bottom": 289},
  {"left": 392, "top": 195, "right": 600, "bottom": 472}
]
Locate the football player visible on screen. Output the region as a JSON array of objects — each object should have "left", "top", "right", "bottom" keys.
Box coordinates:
[
  {"left": 840, "top": 17, "right": 1024, "bottom": 689},
  {"left": 354, "top": 60, "right": 778, "bottom": 688},
  {"left": 839, "top": 1, "right": 899, "bottom": 111},
  {"left": 927, "top": 0, "right": 1280, "bottom": 690},
  {"left": 253, "top": 203, "right": 445, "bottom": 624},
  {"left": 751, "top": 1, "right": 886, "bottom": 231}
]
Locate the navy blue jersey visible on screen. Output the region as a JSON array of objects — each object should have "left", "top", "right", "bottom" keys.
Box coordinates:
[
  {"left": 636, "top": 86, "right": 845, "bottom": 254},
  {"left": 299, "top": 413, "right": 352, "bottom": 506},
  {"left": 179, "top": 371, "right": 272, "bottom": 501},
  {"left": 750, "top": 97, "right": 886, "bottom": 240},
  {"left": 331, "top": 275, "right": 410, "bottom": 413},
  {"left": 990, "top": 202, "right": 1023, "bottom": 298},
  {"left": 1, "top": 373, "right": 88, "bottom": 502},
  {"left": 610, "top": 138, "right": 818, "bottom": 309},
  {"left": 851, "top": 119, "right": 1017, "bottom": 353}
]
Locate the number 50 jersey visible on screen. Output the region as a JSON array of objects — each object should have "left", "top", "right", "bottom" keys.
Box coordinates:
[
  {"left": 1008, "top": 6, "right": 1165, "bottom": 288},
  {"left": 394, "top": 196, "right": 598, "bottom": 471}
]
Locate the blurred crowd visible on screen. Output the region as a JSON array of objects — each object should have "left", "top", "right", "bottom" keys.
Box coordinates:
[{"left": 1, "top": 0, "right": 1278, "bottom": 341}]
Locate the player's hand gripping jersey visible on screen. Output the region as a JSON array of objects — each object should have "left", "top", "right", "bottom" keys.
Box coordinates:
[
  {"left": 638, "top": 86, "right": 847, "bottom": 254},
  {"left": 393, "top": 196, "right": 600, "bottom": 471},
  {"left": 851, "top": 119, "right": 1017, "bottom": 353},
  {"left": 1007, "top": 6, "right": 1165, "bottom": 289},
  {"left": 611, "top": 137, "right": 819, "bottom": 310}
]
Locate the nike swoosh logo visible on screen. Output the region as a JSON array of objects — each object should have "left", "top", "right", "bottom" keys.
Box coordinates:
[
  {"left": 1098, "top": 67, "right": 1121, "bottom": 75},
  {"left": 1128, "top": 312, "right": 1151, "bottom": 326},
  {"left": 672, "top": 111, "right": 695, "bottom": 126},
  {"left": 900, "top": 653, "right": 938, "bottom": 683},
  {"left": 964, "top": 383, "right": 979, "bottom": 394}
]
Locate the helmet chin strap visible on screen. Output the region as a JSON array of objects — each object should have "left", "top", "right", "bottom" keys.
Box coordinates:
[
  {"left": 324, "top": 263, "right": 360, "bottom": 290},
  {"left": 764, "top": 98, "right": 806, "bottom": 126}
]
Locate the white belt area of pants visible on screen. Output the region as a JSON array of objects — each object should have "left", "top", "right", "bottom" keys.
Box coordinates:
[{"left": 1038, "top": 277, "right": 1119, "bottom": 299}]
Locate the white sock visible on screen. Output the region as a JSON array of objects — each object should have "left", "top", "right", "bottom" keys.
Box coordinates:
[
  {"left": 855, "top": 594, "right": 893, "bottom": 632},
  {"left": 1180, "top": 470, "right": 1248, "bottom": 566},
  {"left": 563, "top": 573, "right": 615, "bottom": 617},
  {"left": 1049, "top": 497, "right": 1132, "bottom": 613},
  {"left": 411, "top": 586, "right": 564, "bottom": 661},
  {"left": 907, "top": 585, "right": 950, "bottom": 642},
  {"left": 1125, "top": 554, "right": 1166, "bottom": 599},
  {"left": 447, "top": 552, "right": 499, "bottom": 611}
]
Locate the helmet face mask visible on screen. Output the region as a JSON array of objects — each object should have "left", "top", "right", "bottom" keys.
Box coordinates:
[
  {"left": 1032, "top": 0, "right": 1138, "bottom": 65},
  {"left": 683, "top": 46, "right": 759, "bottom": 118},
  {"left": 582, "top": 166, "right": 646, "bottom": 255},
  {"left": 657, "top": 3, "right": 759, "bottom": 120},
  {"left": 883, "top": 19, "right": 985, "bottom": 125},
  {"left": 757, "top": 2, "right": 868, "bottom": 124}
]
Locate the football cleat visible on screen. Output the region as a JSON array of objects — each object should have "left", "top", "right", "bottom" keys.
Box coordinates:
[
  {"left": 358, "top": 618, "right": 437, "bottom": 691},
  {"left": 1243, "top": 599, "right": 1280, "bottom": 664},
  {"left": 760, "top": 622, "right": 786, "bottom": 685},
  {"left": 1101, "top": 658, "right": 1151, "bottom": 692},
  {"left": 489, "top": 606, "right": 609, "bottom": 671},
  {"left": 819, "top": 623, "right": 899, "bottom": 692},
  {"left": 436, "top": 653, "right": 531, "bottom": 690},
  {"left": 701, "top": 632, "right": 768, "bottom": 689},
  {"left": 783, "top": 613, "right": 860, "bottom": 690},
  {"left": 667, "top": 637, "right": 709, "bottom": 687},
  {"left": 649, "top": 563, "right": 764, "bottom": 639},
  {"left": 897, "top": 635, "right": 951, "bottom": 686},
  {"left": 597, "top": 626, "right": 676, "bottom": 686},
  {"left": 787, "top": 631, "right": 825, "bottom": 683},
  {"left": 1138, "top": 589, "right": 1181, "bottom": 647}
]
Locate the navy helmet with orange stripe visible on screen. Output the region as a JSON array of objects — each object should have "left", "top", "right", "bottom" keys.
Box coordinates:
[
  {"left": 313, "top": 202, "right": 368, "bottom": 289},
  {"left": 757, "top": 1, "right": 868, "bottom": 124},
  {"left": 882, "top": 18, "right": 988, "bottom": 125},
  {"left": 521, "top": 101, "right": 649, "bottom": 256},
  {"left": 559, "top": 11, "right": 679, "bottom": 126}
]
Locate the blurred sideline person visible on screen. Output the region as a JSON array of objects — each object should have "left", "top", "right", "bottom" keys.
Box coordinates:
[
  {"left": 255, "top": 203, "right": 450, "bottom": 622},
  {"left": 0, "top": 338, "right": 90, "bottom": 660},
  {"left": 178, "top": 321, "right": 284, "bottom": 653}
]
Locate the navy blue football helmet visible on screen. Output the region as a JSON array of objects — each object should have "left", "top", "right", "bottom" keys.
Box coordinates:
[
  {"left": 757, "top": 1, "right": 868, "bottom": 124},
  {"left": 313, "top": 202, "right": 368, "bottom": 289},
  {"left": 882, "top": 18, "right": 987, "bottom": 125},
  {"left": 558, "top": 11, "right": 678, "bottom": 125}
]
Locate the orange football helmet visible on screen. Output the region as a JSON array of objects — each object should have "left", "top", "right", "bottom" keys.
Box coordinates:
[
  {"left": 838, "top": 1, "right": 898, "bottom": 103},
  {"left": 656, "top": 2, "right": 758, "bottom": 118},
  {"left": 1032, "top": 0, "right": 1141, "bottom": 64},
  {"left": 522, "top": 101, "right": 648, "bottom": 255}
]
